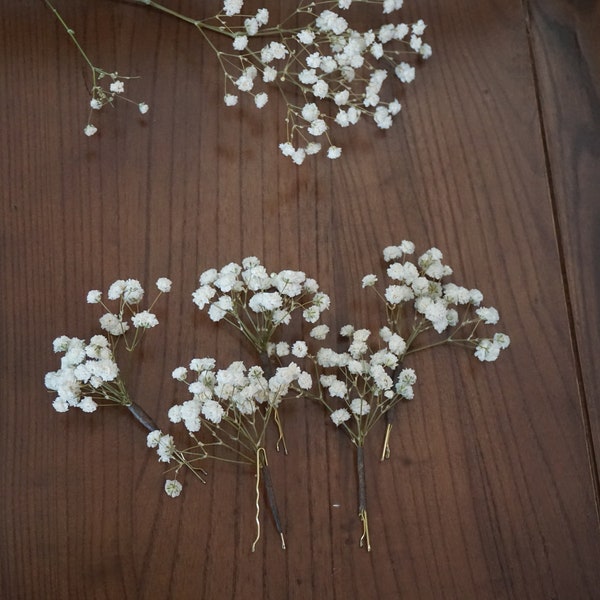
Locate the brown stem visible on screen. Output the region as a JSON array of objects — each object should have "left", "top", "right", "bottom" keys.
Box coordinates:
[
  {"left": 127, "top": 401, "right": 158, "bottom": 432},
  {"left": 356, "top": 444, "right": 371, "bottom": 551},
  {"left": 261, "top": 461, "right": 286, "bottom": 549}
]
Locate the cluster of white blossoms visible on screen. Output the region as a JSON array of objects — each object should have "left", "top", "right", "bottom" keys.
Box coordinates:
[
  {"left": 193, "top": 257, "right": 329, "bottom": 353},
  {"left": 44, "top": 334, "right": 119, "bottom": 413},
  {"left": 212, "top": 0, "right": 432, "bottom": 163},
  {"left": 84, "top": 72, "right": 149, "bottom": 137},
  {"left": 313, "top": 324, "right": 417, "bottom": 435},
  {"left": 50, "top": 0, "right": 430, "bottom": 160},
  {"left": 157, "top": 358, "right": 313, "bottom": 497},
  {"left": 44, "top": 277, "right": 172, "bottom": 413},
  {"left": 86, "top": 277, "right": 171, "bottom": 342},
  {"left": 362, "top": 242, "right": 511, "bottom": 362},
  {"left": 167, "top": 359, "right": 312, "bottom": 432}
]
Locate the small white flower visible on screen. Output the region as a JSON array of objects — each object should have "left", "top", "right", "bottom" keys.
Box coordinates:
[
  {"left": 223, "top": 0, "right": 243, "bottom": 17},
  {"left": 202, "top": 399, "right": 225, "bottom": 424},
  {"left": 275, "top": 342, "right": 290, "bottom": 357},
  {"left": 224, "top": 94, "right": 239, "bottom": 107},
  {"left": 109, "top": 80, "right": 125, "bottom": 94},
  {"left": 131, "top": 310, "right": 158, "bottom": 329},
  {"left": 78, "top": 396, "right": 98, "bottom": 413},
  {"left": 474, "top": 339, "right": 501, "bottom": 362},
  {"left": 297, "top": 29, "right": 315, "bottom": 45},
  {"left": 172, "top": 366, "right": 188, "bottom": 381},
  {"left": 86, "top": 290, "right": 102, "bottom": 304},
  {"left": 312, "top": 79, "right": 329, "bottom": 99},
  {"left": 84, "top": 124, "right": 97, "bottom": 137},
  {"left": 350, "top": 398, "right": 370, "bottom": 416},
  {"left": 361, "top": 274, "right": 378, "bottom": 288},
  {"left": 138, "top": 102, "right": 149, "bottom": 114},
  {"left": 164, "top": 479, "right": 183, "bottom": 498},
  {"left": 146, "top": 429, "right": 162, "bottom": 448},
  {"left": 90, "top": 98, "right": 102, "bottom": 110},
  {"left": 99, "top": 313, "right": 129, "bottom": 336},
  {"left": 233, "top": 35, "right": 248, "bottom": 51},
  {"left": 493, "top": 332, "right": 511, "bottom": 349},
  {"left": 310, "top": 324, "right": 330, "bottom": 340},
  {"left": 254, "top": 92, "right": 269, "bottom": 109},
  {"left": 263, "top": 66, "right": 277, "bottom": 82},
  {"left": 327, "top": 146, "right": 342, "bottom": 159},
  {"left": 291, "top": 341, "right": 308, "bottom": 358},
  {"left": 395, "top": 62, "right": 416, "bottom": 83},
  {"left": 156, "top": 277, "right": 172, "bottom": 293},
  {"left": 330, "top": 408, "right": 351, "bottom": 426},
  {"left": 476, "top": 306, "right": 500, "bottom": 325}
]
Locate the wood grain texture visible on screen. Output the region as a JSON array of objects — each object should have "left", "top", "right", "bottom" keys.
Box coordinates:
[
  {"left": 526, "top": 0, "right": 600, "bottom": 490},
  {"left": 1, "top": 1, "right": 599, "bottom": 598}
]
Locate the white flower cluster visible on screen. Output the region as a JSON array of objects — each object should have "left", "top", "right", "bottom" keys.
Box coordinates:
[
  {"left": 363, "top": 242, "right": 511, "bottom": 361},
  {"left": 87, "top": 277, "right": 171, "bottom": 340},
  {"left": 193, "top": 257, "right": 329, "bottom": 351},
  {"left": 211, "top": 0, "right": 431, "bottom": 164},
  {"left": 44, "top": 334, "right": 119, "bottom": 413},
  {"left": 44, "top": 276, "right": 171, "bottom": 414},
  {"left": 166, "top": 359, "right": 313, "bottom": 436},
  {"left": 313, "top": 325, "right": 416, "bottom": 431},
  {"left": 85, "top": 72, "right": 149, "bottom": 137}
]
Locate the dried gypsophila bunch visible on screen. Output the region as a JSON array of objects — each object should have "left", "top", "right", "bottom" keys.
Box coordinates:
[
  {"left": 44, "top": 277, "right": 170, "bottom": 416},
  {"left": 296, "top": 241, "right": 510, "bottom": 550},
  {"left": 140, "top": 0, "right": 431, "bottom": 164},
  {"left": 44, "top": 276, "right": 206, "bottom": 488},
  {"left": 162, "top": 257, "right": 327, "bottom": 548},
  {"left": 155, "top": 357, "right": 313, "bottom": 550},
  {"left": 44, "top": 0, "right": 150, "bottom": 137},
  {"left": 47, "top": 0, "right": 430, "bottom": 162}
]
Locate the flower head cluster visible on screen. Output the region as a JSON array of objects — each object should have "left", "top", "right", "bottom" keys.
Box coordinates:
[
  {"left": 87, "top": 277, "right": 171, "bottom": 349},
  {"left": 363, "top": 242, "right": 511, "bottom": 361},
  {"left": 193, "top": 258, "right": 328, "bottom": 353},
  {"left": 168, "top": 359, "right": 312, "bottom": 434},
  {"left": 310, "top": 325, "right": 416, "bottom": 441},
  {"left": 211, "top": 1, "right": 431, "bottom": 163},
  {"left": 44, "top": 334, "right": 119, "bottom": 413},
  {"left": 44, "top": 277, "right": 171, "bottom": 414}
]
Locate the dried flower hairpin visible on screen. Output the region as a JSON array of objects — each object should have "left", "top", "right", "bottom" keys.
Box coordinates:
[
  {"left": 44, "top": 277, "right": 206, "bottom": 484},
  {"left": 158, "top": 258, "right": 325, "bottom": 549},
  {"left": 45, "top": 0, "right": 431, "bottom": 162},
  {"left": 298, "top": 242, "right": 510, "bottom": 550}
]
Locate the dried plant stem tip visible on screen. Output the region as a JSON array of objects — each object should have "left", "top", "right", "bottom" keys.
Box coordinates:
[
  {"left": 359, "top": 508, "right": 372, "bottom": 552},
  {"left": 127, "top": 401, "right": 158, "bottom": 432},
  {"left": 356, "top": 444, "right": 371, "bottom": 550},
  {"left": 274, "top": 409, "right": 288, "bottom": 455},
  {"left": 251, "top": 447, "right": 286, "bottom": 551},
  {"left": 380, "top": 422, "right": 393, "bottom": 461}
]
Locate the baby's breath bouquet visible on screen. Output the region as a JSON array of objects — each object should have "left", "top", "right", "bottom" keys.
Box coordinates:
[
  {"left": 45, "top": 0, "right": 431, "bottom": 162},
  {"left": 299, "top": 242, "right": 510, "bottom": 549},
  {"left": 45, "top": 246, "right": 509, "bottom": 551},
  {"left": 158, "top": 258, "right": 327, "bottom": 549}
]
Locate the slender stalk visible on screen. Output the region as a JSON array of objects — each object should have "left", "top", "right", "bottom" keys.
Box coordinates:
[
  {"left": 251, "top": 447, "right": 286, "bottom": 550},
  {"left": 127, "top": 400, "right": 159, "bottom": 432},
  {"left": 261, "top": 457, "right": 286, "bottom": 549},
  {"left": 380, "top": 412, "right": 393, "bottom": 461},
  {"left": 356, "top": 444, "right": 371, "bottom": 551}
]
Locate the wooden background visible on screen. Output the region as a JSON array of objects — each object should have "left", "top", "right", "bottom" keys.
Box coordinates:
[{"left": 1, "top": 0, "right": 599, "bottom": 598}]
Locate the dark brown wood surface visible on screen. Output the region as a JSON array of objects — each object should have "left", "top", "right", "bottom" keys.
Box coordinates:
[{"left": 1, "top": 1, "right": 599, "bottom": 598}]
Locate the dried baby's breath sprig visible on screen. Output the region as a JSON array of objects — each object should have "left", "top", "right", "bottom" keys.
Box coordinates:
[
  {"left": 302, "top": 241, "right": 510, "bottom": 550},
  {"left": 161, "top": 358, "right": 313, "bottom": 550},
  {"left": 44, "top": 0, "right": 149, "bottom": 136},
  {"left": 48, "top": 0, "right": 430, "bottom": 161},
  {"left": 44, "top": 277, "right": 171, "bottom": 427},
  {"left": 137, "top": 0, "right": 431, "bottom": 163},
  {"left": 193, "top": 257, "right": 329, "bottom": 451}
]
